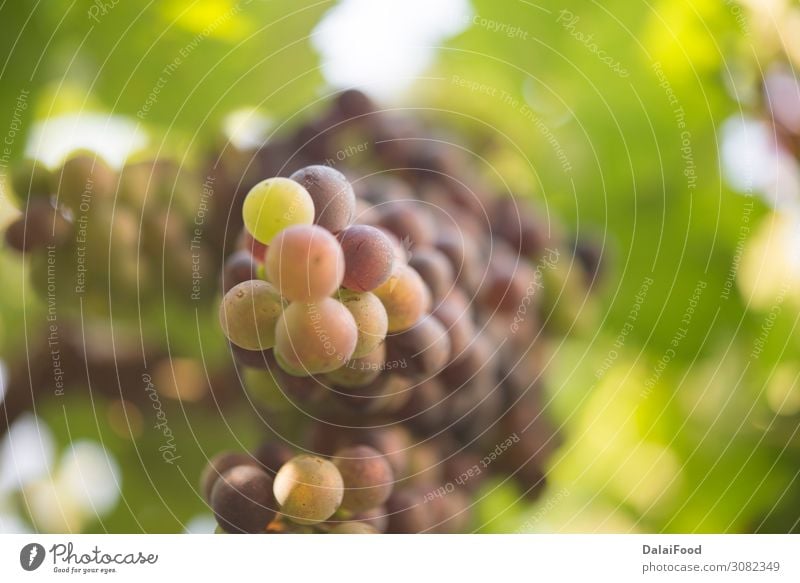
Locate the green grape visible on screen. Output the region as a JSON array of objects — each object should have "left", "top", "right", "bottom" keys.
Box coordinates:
[
  {"left": 333, "top": 445, "right": 394, "bottom": 513},
  {"left": 273, "top": 455, "right": 344, "bottom": 525},
  {"left": 265, "top": 224, "right": 344, "bottom": 301},
  {"left": 242, "top": 177, "right": 315, "bottom": 244},
  {"left": 336, "top": 289, "right": 388, "bottom": 358},
  {"left": 274, "top": 299, "right": 358, "bottom": 375},
  {"left": 219, "top": 280, "right": 286, "bottom": 350}
]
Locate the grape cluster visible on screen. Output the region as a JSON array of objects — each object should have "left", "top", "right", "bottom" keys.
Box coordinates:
[
  {"left": 4, "top": 152, "right": 212, "bottom": 318},
  {"left": 209, "top": 91, "right": 601, "bottom": 533},
  {"left": 201, "top": 441, "right": 394, "bottom": 534}
]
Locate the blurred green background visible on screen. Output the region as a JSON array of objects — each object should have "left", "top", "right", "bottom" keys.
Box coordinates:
[{"left": 1, "top": 0, "right": 799, "bottom": 533}]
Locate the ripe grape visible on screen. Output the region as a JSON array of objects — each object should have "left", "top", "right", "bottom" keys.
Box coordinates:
[
  {"left": 211, "top": 465, "right": 276, "bottom": 533},
  {"left": 408, "top": 248, "right": 455, "bottom": 302},
  {"left": 200, "top": 451, "right": 260, "bottom": 502},
  {"left": 333, "top": 445, "right": 394, "bottom": 513},
  {"left": 4, "top": 199, "right": 72, "bottom": 252},
  {"left": 242, "top": 177, "right": 314, "bottom": 244},
  {"left": 377, "top": 202, "right": 436, "bottom": 247},
  {"left": 336, "top": 289, "right": 388, "bottom": 358},
  {"left": 273, "top": 455, "right": 344, "bottom": 525},
  {"left": 386, "top": 314, "right": 451, "bottom": 376},
  {"left": 290, "top": 165, "right": 355, "bottom": 233},
  {"left": 265, "top": 224, "right": 344, "bottom": 301},
  {"left": 274, "top": 299, "right": 358, "bottom": 375},
  {"left": 385, "top": 487, "right": 433, "bottom": 533},
  {"left": 337, "top": 225, "right": 395, "bottom": 292},
  {"left": 219, "top": 280, "right": 286, "bottom": 350},
  {"left": 222, "top": 250, "right": 257, "bottom": 293},
  {"left": 253, "top": 441, "right": 294, "bottom": 476},
  {"left": 372, "top": 264, "right": 431, "bottom": 332}
]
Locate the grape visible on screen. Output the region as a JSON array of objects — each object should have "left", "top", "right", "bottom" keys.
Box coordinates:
[
  {"left": 372, "top": 264, "right": 431, "bottom": 332},
  {"left": 348, "top": 506, "right": 389, "bottom": 533},
  {"left": 222, "top": 250, "right": 257, "bottom": 293},
  {"left": 273, "top": 455, "right": 344, "bottom": 524},
  {"left": 440, "top": 333, "right": 493, "bottom": 388},
  {"left": 336, "top": 289, "right": 388, "bottom": 358},
  {"left": 4, "top": 199, "right": 72, "bottom": 252},
  {"left": 219, "top": 280, "right": 286, "bottom": 350},
  {"left": 11, "top": 159, "right": 54, "bottom": 201},
  {"left": 385, "top": 487, "right": 434, "bottom": 533},
  {"left": 242, "top": 177, "right": 315, "bottom": 244},
  {"left": 479, "top": 260, "right": 536, "bottom": 313},
  {"left": 377, "top": 202, "right": 436, "bottom": 247},
  {"left": 337, "top": 225, "right": 395, "bottom": 292},
  {"left": 274, "top": 299, "right": 358, "bottom": 375},
  {"left": 331, "top": 372, "right": 412, "bottom": 414},
  {"left": 290, "top": 165, "right": 355, "bottom": 233},
  {"left": 490, "top": 197, "right": 549, "bottom": 256},
  {"left": 265, "top": 224, "right": 344, "bottom": 302},
  {"left": 253, "top": 441, "right": 294, "bottom": 476},
  {"left": 333, "top": 445, "right": 394, "bottom": 513},
  {"left": 352, "top": 427, "right": 412, "bottom": 479},
  {"left": 431, "top": 294, "right": 475, "bottom": 362},
  {"left": 323, "top": 343, "right": 385, "bottom": 388},
  {"left": 211, "top": 465, "right": 276, "bottom": 533},
  {"left": 329, "top": 522, "right": 378, "bottom": 534},
  {"left": 386, "top": 314, "right": 451, "bottom": 376},
  {"left": 57, "top": 151, "right": 116, "bottom": 208},
  {"left": 200, "top": 451, "right": 260, "bottom": 502},
  {"left": 238, "top": 230, "right": 268, "bottom": 263},
  {"left": 395, "top": 378, "right": 447, "bottom": 435},
  {"left": 377, "top": 227, "right": 410, "bottom": 264},
  {"left": 435, "top": 229, "right": 482, "bottom": 294},
  {"left": 332, "top": 89, "right": 375, "bottom": 121},
  {"left": 408, "top": 248, "right": 455, "bottom": 301}
]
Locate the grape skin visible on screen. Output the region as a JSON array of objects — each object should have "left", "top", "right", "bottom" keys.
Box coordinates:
[
  {"left": 336, "top": 289, "right": 388, "bottom": 358},
  {"left": 372, "top": 264, "right": 431, "bottom": 332},
  {"left": 265, "top": 224, "right": 345, "bottom": 302},
  {"left": 337, "top": 224, "right": 395, "bottom": 292},
  {"left": 274, "top": 299, "right": 358, "bottom": 375},
  {"left": 273, "top": 455, "right": 344, "bottom": 525},
  {"left": 333, "top": 445, "right": 394, "bottom": 514},
  {"left": 219, "top": 280, "right": 286, "bottom": 351},
  {"left": 211, "top": 465, "right": 276, "bottom": 533},
  {"left": 242, "top": 177, "right": 315, "bottom": 244},
  {"left": 290, "top": 165, "right": 355, "bottom": 234}
]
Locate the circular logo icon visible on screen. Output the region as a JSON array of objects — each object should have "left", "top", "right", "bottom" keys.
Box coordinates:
[{"left": 19, "top": 543, "right": 46, "bottom": 571}]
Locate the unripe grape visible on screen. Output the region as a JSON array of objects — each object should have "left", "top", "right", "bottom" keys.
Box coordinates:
[
  {"left": 273, "top": 455, "right": 344, "bottom": 525},
  {"left": 219, "top": 280, "right": 286, "bottom": 350},
  {"left": 336, "top": 289, "right": 388, "bottom": 358},
  {"left": 242, "top": 177, "right": 314, "bottom": 244}
]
